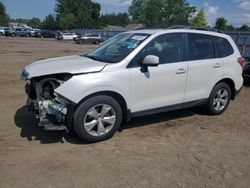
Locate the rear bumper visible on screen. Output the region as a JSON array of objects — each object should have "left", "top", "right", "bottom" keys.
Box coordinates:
[{"left": 235, "top": 86, "right": 243, "bottom": 97}]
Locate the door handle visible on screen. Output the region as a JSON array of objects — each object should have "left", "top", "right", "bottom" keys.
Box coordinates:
[
  {"left": 176, "top": 68, "right": 186, "bottom": 74},
  {"left": 213, "top": 63, "right": 222, "bottom": 68}
]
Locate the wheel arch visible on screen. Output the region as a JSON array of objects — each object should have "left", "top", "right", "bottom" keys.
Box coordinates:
[
  {"left": 75, "top": 91, "right": 129, "bottom": 122},
  {"left": 215, "top": 78, "right": 236, "bottom": 100}
]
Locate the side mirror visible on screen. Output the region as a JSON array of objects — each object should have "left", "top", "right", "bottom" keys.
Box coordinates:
[{"left": 142, "top": 55, "right": 159, "bottom": 67}]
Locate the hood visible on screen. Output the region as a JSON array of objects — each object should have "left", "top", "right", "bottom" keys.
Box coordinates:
[{"left": 23, "top": 55, "right": 107, "bottom": 79}]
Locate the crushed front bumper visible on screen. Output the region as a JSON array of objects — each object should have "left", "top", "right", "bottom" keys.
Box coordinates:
[{"left": 26, "top": 97, "right": 74, "bottom": 132}]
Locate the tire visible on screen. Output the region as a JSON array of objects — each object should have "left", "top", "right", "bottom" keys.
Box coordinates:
[
  {"left": 11, "top": 33, "right": 16, "bottom": 37},
  {"left": 0, "top": 32, "right": 3, "bottom": 36},
  {"left": 205, "top": 82, "right": 231, "bottom": 115},
  {"left": 95, "top": 40, "right": 100, "bottom": 45},
  {"left": 74, "top": 95, "right": 123, "bottom": 142}
]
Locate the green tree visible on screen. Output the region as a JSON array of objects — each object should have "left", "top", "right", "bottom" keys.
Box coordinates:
[
  {"left": 0, "top": 1, "right": 9, "bottom": 26},
  {"left": 42, "top": 14, "right": 58, "bottom": 30},
  {"left": 239, "top": 24, "right": 250, "bottom": 31},
  {"left": 100, "top": 13, "right": 130, "bottom": 27},
  {"left": 143, "top": 0, "right": 163, "bottom": 27},
  {"left": 59, "top": 13, "right": 75, "bottom": 29},
  {"left": 128, "top": 0, "right": 196, "bottom": 28},
  {"left": 55, "top": 0, "right": 101, "bottom": 29},
  {"left": 161, "top": 0, "right": 196, "bottom": 27},
  {"left": 191, "top": 9, "right": 207, "bottom": 27},
  {"left": 27, "top": 17, "right": 41, "bottom": 28},
  {"left": 129, "top": 0, "right": 144, "bottom": 23},
  {"left": 226, "top": 24, "right": 235, "bottom": 31},
  {"left": 215, "top": 17, "right": 227, "bottom": 31}
]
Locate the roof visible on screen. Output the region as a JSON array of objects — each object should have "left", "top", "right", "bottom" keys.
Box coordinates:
[
  {"left": 126, "top": 28, "right": 231, "bottom": 39},
  {"left": 125, "top": 29, "right": 163, "bottom": 34}
]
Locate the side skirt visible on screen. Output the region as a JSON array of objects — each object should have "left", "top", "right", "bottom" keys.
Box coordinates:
[{"left": 127, "top": 99, "right": 208, "bottom": 121}]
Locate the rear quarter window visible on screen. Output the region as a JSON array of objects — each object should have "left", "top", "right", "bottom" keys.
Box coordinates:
[{"left": 213, "top": 36, "right": 234, "bottom": 58}]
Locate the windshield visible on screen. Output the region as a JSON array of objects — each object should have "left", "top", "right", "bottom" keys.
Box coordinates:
[{"left": 86, "top": 33, "right": 150, "bottom": 63}]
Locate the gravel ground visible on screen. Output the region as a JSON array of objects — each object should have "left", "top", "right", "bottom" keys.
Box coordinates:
[{"left": 0, "top": 37, "right": 250, "bottom": 188}]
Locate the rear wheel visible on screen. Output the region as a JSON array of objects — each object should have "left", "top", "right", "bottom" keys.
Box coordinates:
[
  {"left": 74, "top": 95, "right": 122, "bottom": 142},
  {"left": 205, "top": 82, "right": 231, "bottom": 115},
  {"left": 11, "top": 33, "right": 16, "bottom": 37}
]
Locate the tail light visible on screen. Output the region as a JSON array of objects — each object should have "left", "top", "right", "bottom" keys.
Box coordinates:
[{"left": 237, "top": 57, "right": 245, "bottom": 68}]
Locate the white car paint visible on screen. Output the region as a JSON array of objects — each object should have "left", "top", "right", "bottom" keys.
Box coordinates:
[
  {"left": 129, "top": 61, "right": 188, "bottom": 112},
  {"left": 22, "top": 29, "right": 243, "bottom": 114},
  {"left": 24, "top": 55, "right": 107, "bottom": 78},
  {"left": 62, "top": 33, "right": 78, "bottom": 40}
]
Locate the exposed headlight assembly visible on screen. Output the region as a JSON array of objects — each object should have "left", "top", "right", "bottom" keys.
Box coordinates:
[{"left": 20, "top": 69, "right": 29, "bottom": 80}]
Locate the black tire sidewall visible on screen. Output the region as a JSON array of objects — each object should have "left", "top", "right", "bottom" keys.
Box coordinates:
[
  {"left": 207, "top": 82, "right": 231, "bottom": 115},
  {"left": 74, "top": 95, "right": 123, "bottom": 142}
]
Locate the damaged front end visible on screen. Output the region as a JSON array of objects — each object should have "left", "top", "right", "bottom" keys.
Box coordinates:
[{"left": 23, "top": 72, "right": 74, "bottom": 132}]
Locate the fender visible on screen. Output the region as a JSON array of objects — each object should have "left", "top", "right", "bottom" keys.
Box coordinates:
[{"left": 54, "top": 69, "right": 132, "bottom": 109}]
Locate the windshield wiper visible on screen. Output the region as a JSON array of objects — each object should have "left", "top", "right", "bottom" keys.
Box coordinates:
[
  {"left": 85, "top": 55, "right": 99, "bottom": 61},
  {"left": 85, "top": 55, "right": 115, "bottom": 64}
]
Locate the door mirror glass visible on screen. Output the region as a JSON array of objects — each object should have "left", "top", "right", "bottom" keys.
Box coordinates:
[{"left": 142, "top": 55, "right": 159, "bottom": 67}]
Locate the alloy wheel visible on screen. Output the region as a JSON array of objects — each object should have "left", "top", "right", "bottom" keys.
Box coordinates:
[
  {"left": 213, "top": 88, "right": 229, "bottom": 111},
  {"left": 84, "top": 104, "right": 116, "bottom": 137}
]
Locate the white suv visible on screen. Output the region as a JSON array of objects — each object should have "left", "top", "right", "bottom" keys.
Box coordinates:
[{"left": 21, "top": 28, "right": 244, "bottom": 142}]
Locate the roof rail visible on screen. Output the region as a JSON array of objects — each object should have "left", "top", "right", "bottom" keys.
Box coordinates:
[{"left": 168, "top": 25, "right": 222, "bottom": 33}]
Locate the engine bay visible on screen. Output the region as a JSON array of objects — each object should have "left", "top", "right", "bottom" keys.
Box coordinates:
[{"left": 25, "top": 73, "right": 73, "bottom": 131}]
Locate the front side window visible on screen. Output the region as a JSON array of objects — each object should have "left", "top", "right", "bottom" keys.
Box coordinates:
[
  {"left": 188, "top": 33, "right": 215, "bottom": 61},
  {"left": 86, "top": 33, "right": 150, "bottom": 63},
  {"left": 129, "top": 33, "right": 185, "bottom": 67}
]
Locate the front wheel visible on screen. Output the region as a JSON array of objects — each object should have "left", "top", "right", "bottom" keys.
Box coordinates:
[
  {"left": 205, "top": 82, "right": 231, "bottom": 115},
  {"left": 74, "top": 95, "right": 122, "bottom": 142}
]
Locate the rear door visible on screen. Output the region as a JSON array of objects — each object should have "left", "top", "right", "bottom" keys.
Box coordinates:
[{"left": 184, "top": 33, "right": 223, "bottom": 102}]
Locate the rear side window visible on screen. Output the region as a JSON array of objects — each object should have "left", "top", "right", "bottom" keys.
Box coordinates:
[
  {"left": 213, "top": 36, "right": 234, "bottom": 58},
  {"left": 188, "top": 33, "right": 215, "bottom": 61}
]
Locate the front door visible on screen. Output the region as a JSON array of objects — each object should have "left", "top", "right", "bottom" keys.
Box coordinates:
[{"left": 129, "top": 33, "right": 188, "bottom": 113}]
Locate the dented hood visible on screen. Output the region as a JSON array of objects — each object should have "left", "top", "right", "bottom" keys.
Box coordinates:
[{"left": 24, "top": 55, "right": 107, "bottom": 78}]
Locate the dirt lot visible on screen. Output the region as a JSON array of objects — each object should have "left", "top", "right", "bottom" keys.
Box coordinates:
[{"left": 0, "top": 37, "right": 249, "bottom": 188}]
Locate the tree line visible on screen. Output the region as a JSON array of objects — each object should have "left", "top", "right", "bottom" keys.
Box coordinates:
[{"left": 0, "top": 0, "right": 250, "bottom": 31}]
